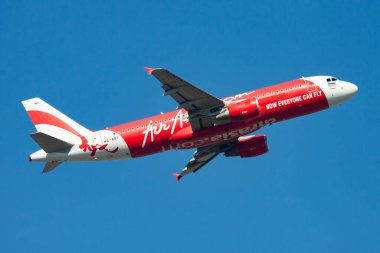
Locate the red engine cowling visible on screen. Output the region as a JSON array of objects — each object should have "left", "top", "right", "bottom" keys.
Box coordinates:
[
  {"left": 216, "top": 98, "right": 260, "bottom": 123},
  {"left": 225, "top": 134, "right": 268, "bottom": 158}
]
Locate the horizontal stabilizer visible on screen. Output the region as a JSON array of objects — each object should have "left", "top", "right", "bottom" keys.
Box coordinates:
[
  {"left": 43, "top": 161, "right": 61, "bottom": 173},
  {"left": 31, "top": 132, "right": 73, "bottom": 153}
]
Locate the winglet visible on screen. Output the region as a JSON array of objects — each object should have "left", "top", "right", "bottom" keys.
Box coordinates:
[
  {"left": 173, "top": 173, "right": 182, "bottom": 181},
  {"left": 144, "top": 67, "right": 155, "bottom": 75}
]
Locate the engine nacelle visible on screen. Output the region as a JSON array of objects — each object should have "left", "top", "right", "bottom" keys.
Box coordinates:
[
  {"left": 225, "top": 134, "right": 268, "bottom": 158},
  {"left": 216, "top": 98, "right": 260, "bottom": 124}
]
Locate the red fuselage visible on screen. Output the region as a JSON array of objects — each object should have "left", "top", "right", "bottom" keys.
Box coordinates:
[{"left": 110, "top": 78, "right": 329, "bottom": 158}]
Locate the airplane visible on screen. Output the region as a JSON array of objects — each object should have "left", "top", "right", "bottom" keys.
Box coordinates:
[{"left": 22, "top": 67, "right": 358, "bottom": 180}]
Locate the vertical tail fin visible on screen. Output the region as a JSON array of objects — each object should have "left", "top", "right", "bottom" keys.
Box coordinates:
[{"left": 22, "top": 98, "right": 92, "bottom": 146}]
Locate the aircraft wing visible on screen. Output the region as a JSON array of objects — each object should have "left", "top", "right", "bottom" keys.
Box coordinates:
[
  {"left": 146, "top": 67, "right": 225, "bottom": 131},
  {"left": 173, "top": 141, "right": 236, "bottom": 181}
]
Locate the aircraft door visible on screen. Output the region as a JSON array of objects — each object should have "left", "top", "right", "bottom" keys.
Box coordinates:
[
  {"left": 251, "top": 96, "right": 259, "bottom": 114},
  {"left": 247, "top": 96, "right": 260, "bottom": 118},
  {"left": 92, "top": 133, "right": 103, "bottom": 146},
  {"left": 304, "top": 78, "right": 317, "bottom": 92}
]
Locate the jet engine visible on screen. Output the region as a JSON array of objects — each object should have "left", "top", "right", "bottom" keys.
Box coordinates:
[
  {"left": 215, "top": 98, "right": 260, "bottom": 124},
  {"left": 225, "top": 134, "right": 268, "bottom": 158}
]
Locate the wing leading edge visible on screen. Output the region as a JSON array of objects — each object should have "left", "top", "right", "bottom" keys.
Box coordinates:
[{"left": 146, "top": 67, "right": 225, "bottom": 131}]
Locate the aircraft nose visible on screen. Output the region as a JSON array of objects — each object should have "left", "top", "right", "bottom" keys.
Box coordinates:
[
  {"left": 338, "top": 81, "right": 358, "bottom": 103},
  {"left": 348, "top": 82, "right": 358, "bottom": 95},
  {"left": 325, "top": 80, "right": 358, "bottom": 107}
]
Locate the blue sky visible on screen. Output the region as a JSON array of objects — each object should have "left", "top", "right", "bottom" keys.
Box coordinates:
[{"left": 1, "top": 0, "right": 379, "bottom": 252}]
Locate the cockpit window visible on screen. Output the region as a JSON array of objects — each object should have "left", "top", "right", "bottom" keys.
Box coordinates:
[{"left": 327, "top": 77, "right": 337, "bottom": 89}]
